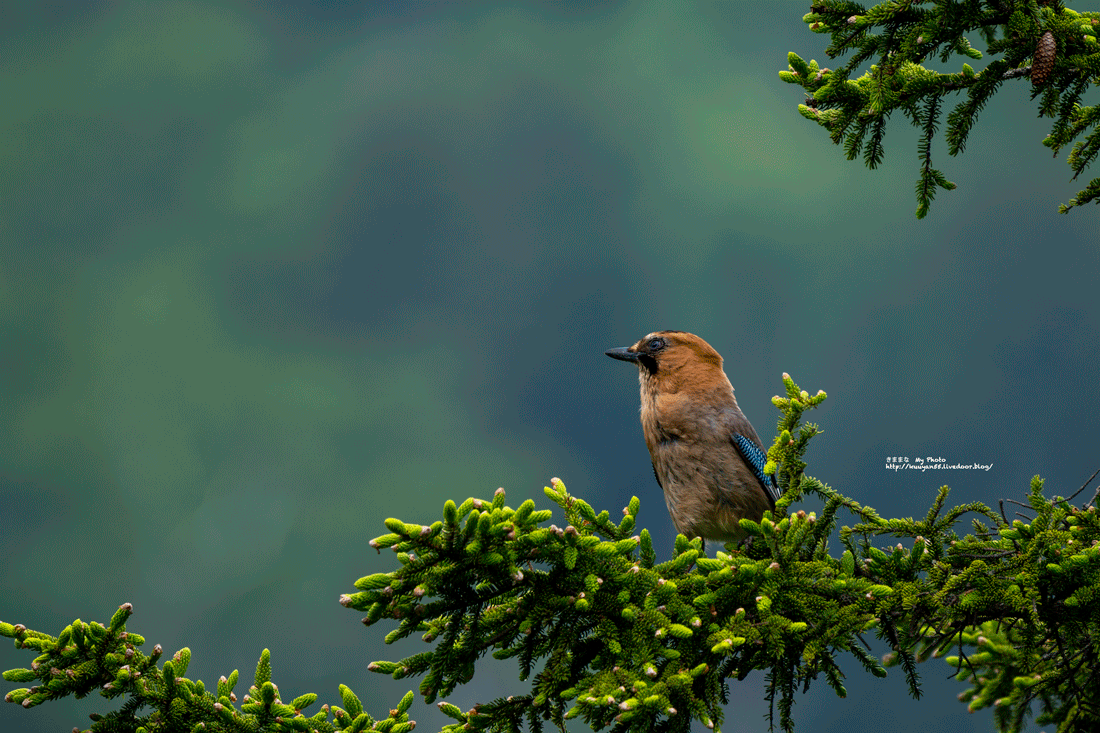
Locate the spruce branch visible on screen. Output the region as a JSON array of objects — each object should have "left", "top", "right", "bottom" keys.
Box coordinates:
[
  {"left": 4, "top": 376, "right": 1100, "bottom": 732},
  {"left": 0, "top": 604, "right": 416, "bottom": 732},
  {"left": 781, "top": 1, "right": 1100, "bottom": 216},
  {"left": 344, "top": 375, "right": 1098, "bottom": 732}
]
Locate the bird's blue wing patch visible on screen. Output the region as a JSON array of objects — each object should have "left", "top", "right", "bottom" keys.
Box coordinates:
[{"left": 732, "top": 433, "right": 782, "bottom": 504}]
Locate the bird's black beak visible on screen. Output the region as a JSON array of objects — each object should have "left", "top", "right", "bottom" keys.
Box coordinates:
[{"left": 605, "top": 347, "right": 640, "bottom": 363}]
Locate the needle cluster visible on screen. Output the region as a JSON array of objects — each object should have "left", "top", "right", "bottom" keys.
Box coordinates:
[
  {"left": 780, "top": 1, "right": 1100, "bottom": 216},
  {"left": 2, "top": 604, "right": 414, "bottom": 732},
  {"left": 3, "top": 375, "right": 1099, "bottom": 733}
]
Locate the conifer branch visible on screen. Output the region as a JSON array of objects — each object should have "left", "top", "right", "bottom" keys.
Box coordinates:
[
  {"left": 1, "top": 607, "right": 415, "bottom": 732},
  {"left": 4, "top": 375, "right": 1100, "bottom": 732},
  {"left": 780, "top": 1, "right": 1100, "bottom": 216}
]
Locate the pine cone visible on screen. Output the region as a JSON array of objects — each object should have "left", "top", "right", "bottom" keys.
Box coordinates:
[{"left": 1032, "top": 31, "right": 1056, "bottom": 86}]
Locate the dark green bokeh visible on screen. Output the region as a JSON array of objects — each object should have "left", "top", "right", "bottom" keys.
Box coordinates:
[{"left": 2, "top": 3, "right": 1096, "bottom": 732}]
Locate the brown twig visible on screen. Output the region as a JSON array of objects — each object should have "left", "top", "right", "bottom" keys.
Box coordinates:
[{"left": 1065, "top": 467, "right": 1100, "bottom": 504}]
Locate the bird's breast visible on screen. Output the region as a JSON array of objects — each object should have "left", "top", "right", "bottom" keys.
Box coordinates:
[
  {"left": 639, "top": 390, "right": 726, "bottom": 445},
  {"left": 635, "top": 388, "right": 769, "bottom": 542}
]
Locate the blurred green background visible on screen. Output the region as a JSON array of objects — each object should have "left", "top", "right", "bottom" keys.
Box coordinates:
[{"left": 2, "top": 2, "right": 1097, "bottom": 732}]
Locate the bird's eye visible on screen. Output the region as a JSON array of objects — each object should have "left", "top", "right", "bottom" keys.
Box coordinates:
[{"left": 647, "top": 338, "right": 665, "bottom": 351}]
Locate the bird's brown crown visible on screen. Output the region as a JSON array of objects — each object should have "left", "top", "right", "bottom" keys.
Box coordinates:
[{"left": 625, "top": 331, "right": 727, "bottom": 393}]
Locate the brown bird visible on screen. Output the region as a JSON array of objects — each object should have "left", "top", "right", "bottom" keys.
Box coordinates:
[{"left": 606, "top": 331, "right": 780, "bottom": 542}]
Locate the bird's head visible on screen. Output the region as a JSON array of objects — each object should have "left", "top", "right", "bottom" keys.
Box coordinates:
[{"left": 605, "top": 331, "right": 725, "bottom": 393}]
